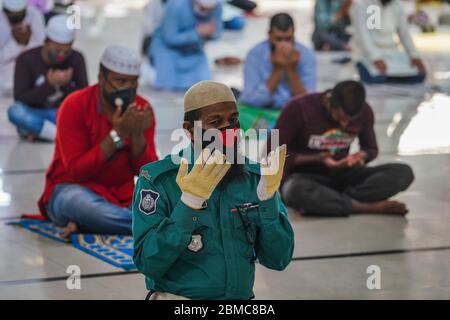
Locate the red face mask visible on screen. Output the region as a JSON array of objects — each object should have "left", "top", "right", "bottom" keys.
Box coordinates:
[{"left": 218, "top": 126, "right": 239, "bottom": 148}]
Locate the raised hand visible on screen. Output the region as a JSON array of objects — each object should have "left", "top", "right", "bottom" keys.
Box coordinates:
[
  {"left": 257, "top": 144, "right": 287, "bottom": 201},
  {"left": 176, "top": 148, "right": 231, "bottom": 209}
]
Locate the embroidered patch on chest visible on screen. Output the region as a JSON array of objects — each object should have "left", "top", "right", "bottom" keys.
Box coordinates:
[{"left": 188, "top": 234, "right": 203, "bottom": 252}]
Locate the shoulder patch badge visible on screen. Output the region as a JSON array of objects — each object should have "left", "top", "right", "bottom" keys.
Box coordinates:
[
  {"left": 140, "top": 169, "right": 151, "bottom": 181},
  {"left": 139, "top": 189, "right": 159, "bottom": 215}
]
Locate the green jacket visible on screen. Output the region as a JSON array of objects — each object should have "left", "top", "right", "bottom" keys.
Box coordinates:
[{"left": 132, "top": 149, "right": 295, "bottom": 300}]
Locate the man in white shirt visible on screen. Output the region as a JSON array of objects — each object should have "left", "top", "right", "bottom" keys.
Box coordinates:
[
  {"left": 0, "top": 0, "right": 45, "bottom": 94},
  {"left": 351, "top": 0, "right": 426, "bottom": 84}
]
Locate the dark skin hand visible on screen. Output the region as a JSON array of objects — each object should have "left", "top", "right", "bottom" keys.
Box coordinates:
[
  {"left": 268, "top": 27, "right": 306, "bottom": 97},
  {"left": 373, "top": 59, "right": 387, "bottom": 74},
  {"left": 47, "top": 68, "right": 73, "bottom": 87},
  {"left": 129, "top": 103, "right": 153, "bottom": 158},
  {"left": 345, "top": 151, "right": 367, "bottom": 167},
  {"left": 411, "top": 58, "right": 426, "bottom": 74},
  {"left": 294, "top": 150, "right": 367, "bottom": 169},
  {"left": 98, "top": 70, "right": 152, "bottom": 160},
  {"left": 196, "top": 20, "right": 216, "bottom": 38}
]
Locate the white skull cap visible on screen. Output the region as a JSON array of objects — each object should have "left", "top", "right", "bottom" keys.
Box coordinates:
[
  {"left": 100, "top": 45, "right": 140, "bottom": 76},
  {"left": 46, "top": 15, "right": 75, "bottom": 44},
  {"left": 2, "top": 0, "right": 26, "bottom": 11}
]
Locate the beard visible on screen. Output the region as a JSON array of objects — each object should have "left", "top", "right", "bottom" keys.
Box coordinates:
[
  {"left": 220, "top": 138, "right": 246, "bottom": 186},
  {"left": 220, "top": 162, "right": 245, "bottom": 186},
  {"left": 192, "top": 135, "right": 246, "bottom": 186}
]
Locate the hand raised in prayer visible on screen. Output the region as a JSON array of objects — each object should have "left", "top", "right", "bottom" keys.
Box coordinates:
[
  {"left": 196, "top": 21, "right": 216, "bottom": 38},
  {"left": 257, "top": 145, "right": 287, "bottom": 201},
  {"left": 56, "top": 68, "right": 73, "bottom": 86},
  {"left": 177, "top": 149, "right": 231, "bottom": 209},
  {"left": 129, "top": 103, "right": 153, "bottom": 135},
  {"left": 47, "top": 68, "right": 73, "bottom": 87},
  {"left": 47, "top": 69, "right": 59, "bottom": 87},
  {"left": 272, "top": 42, "right": 298, "bottom": 70},
  {"left": 111, "top": 104, "right": 135, "bottom": 138},
  {"left": 286, "top": 48, "right": 300, "bottom": 69}
]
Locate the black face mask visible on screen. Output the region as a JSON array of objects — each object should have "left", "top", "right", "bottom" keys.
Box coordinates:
[
  {"left": 4, "top": 9, "right": 26, "bottom": 25},
  {"left": 102, "top": 81, "right": 137, "bottom": 110}
]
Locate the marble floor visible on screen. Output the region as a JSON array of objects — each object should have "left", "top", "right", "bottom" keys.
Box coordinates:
[{"left": 0, "top": 0, "right": 449, "bottom": 299}]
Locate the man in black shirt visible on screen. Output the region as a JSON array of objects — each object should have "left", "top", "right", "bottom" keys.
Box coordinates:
[
  {"left": 7, "top": 14, "right": 88, "bottom": 141},
  {"left": 274, "top": 80, "right": 414, "bottom": 217}
]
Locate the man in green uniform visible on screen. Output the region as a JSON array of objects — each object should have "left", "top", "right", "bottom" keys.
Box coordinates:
[{"left": 132, "top": 80, "right": 294, "bottom": 300}]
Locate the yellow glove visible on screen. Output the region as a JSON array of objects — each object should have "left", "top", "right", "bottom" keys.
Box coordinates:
[
  {"left": 257, "top": 144, "right": 287, "bottom": 201},
  {"left": 176, "top": 148, "right": 231, "bottom": 209}
]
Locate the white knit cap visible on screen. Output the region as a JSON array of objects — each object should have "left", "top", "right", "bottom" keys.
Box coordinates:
[
  {"left": 46, "top": 15, "right": 75, "bottom": 44},
  {"left": 2, "top": 0, "right": 26, "bottom": 11},
  {"left": 100, "top": 45, "right": 140, "bottom": 76},
  {"left": 196, "top": 0, "right": 220, "bottom": 8}
]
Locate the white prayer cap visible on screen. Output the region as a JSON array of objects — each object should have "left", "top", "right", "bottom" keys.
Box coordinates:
[
  {"left": 2, "top": 0, "right": 26, "bottom": 11},
  {"left": 100, "top": 45, "right": 140, "bottom": 76},
  {"left": 46, "top": 15, "right": 75, "bottom": 44},
  {"left": 196, "top": 0, "right": 220, "bottom": 8}
]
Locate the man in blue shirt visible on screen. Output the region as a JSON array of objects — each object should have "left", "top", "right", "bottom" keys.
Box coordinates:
[
  {"left": 239, "top": 13, "right": 316, "bottom": 109},
  {"left": 149, "top": 0, "right": 223, "bottom": 91}
]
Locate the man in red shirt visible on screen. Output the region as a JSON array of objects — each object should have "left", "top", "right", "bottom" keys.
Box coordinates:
[{"left": 38, "top": 45, "right": 158, "bottom": 236}]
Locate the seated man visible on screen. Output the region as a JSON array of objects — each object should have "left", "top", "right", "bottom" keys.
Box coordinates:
[
  {"left": 7, "top": 15, "right": 88, "bottom": 141},
  {"left": 141, "top": 0, "right": 167, "bottom": 56},
  {"left": 351, "top": 0, "right": 426, "bottom": 84},
  {"left": 312, "top": 0, "right": 352, "bottom": 51},
  {"left": 149, "top": 0, "right": 223, "bottom": 91},
  {"left": 38, "top": 45, "right": 158, "bottom": 237},
  {"left": 133, "top": 81, "right": 294, "bottom": 300},
  {"left": 0, "top": 0, "right": 45, "bottom": 94},
  {"left": 274, "top": 80, "right": 414, "bottom": 216},
  {"left": 239, "top": 13, "right": 317, "bottom": 109}
]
